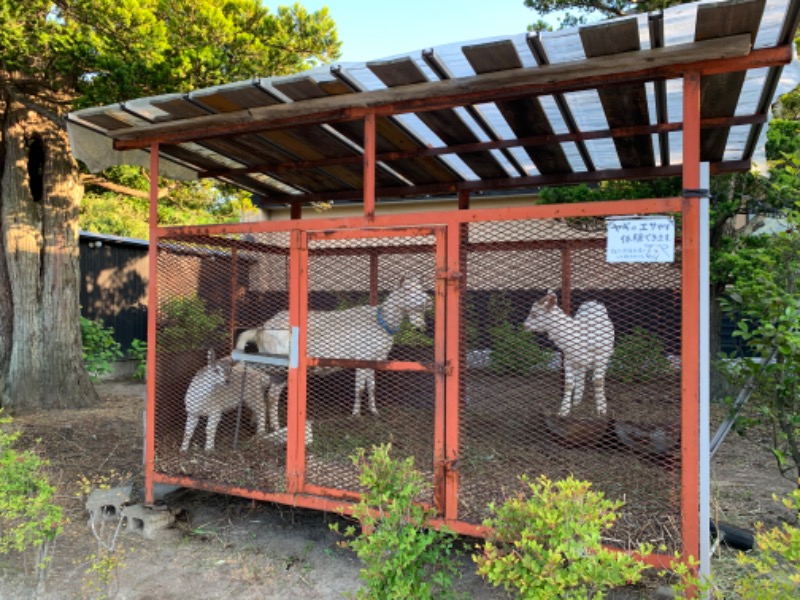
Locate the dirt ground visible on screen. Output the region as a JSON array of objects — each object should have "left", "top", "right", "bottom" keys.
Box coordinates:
[{"left": 0, "top": 379, "right": 796, "bottom": 599}]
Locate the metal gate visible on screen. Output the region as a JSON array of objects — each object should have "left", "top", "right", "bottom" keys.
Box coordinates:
[{"left": 148, "top": 196, "right": 695, "bottom": 560}]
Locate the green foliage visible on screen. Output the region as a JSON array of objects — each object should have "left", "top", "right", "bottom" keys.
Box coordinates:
[
  {"left": 394, "top": 319, "right": 434, "bottom": 347},
  {"left": 486, "top": 293, "right": 553, "bottom": 374},
  {"left": 608, "top": 327, "right": 674, "bottom": 382},
  {"left": 474, "top": 474, "right": 651, "bottom": 599},
  {"left": 81, "top": 170, "right": 259, "bottom": 238},
  {"left": 0, "top": 411, "right": 64, "bottom": 567},
  {"left": 720, "top": 168, "right": 800, "bottom": 481},
  {"left": 489, "top": 321, "right": 554, "bottom": 374},
  {"left": 664, "top": 489, "right": 800, "bottom": 598},
  {"left": 732, "top": 487, "right": 800, "bottom": 598},
  {"left": 80, "top": 316, "right": 124, "bottom": 380},
  {"left": 128, "top": 339, "right": 147, "bottom": 381},
  {"left": 332, "top": 443, "right": 463, "bottom": 600},
  {"left": 158, "top": 295, "right": 224, "bottom": 353},
  {"left": 4, "top": 1, "right": 341, "bottom": 238}
]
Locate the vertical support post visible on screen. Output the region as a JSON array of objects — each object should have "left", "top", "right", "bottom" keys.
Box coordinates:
[
  {"left": 681, "top": 71, "right": 702, "bottom": 577},
  {"left": 561, "top": 244, "right": 572, "bottom": 315},
  {"left": 290, "top": 201, "right": 302, "bottom": 220},
  {"left": 458, "top": 189, "right": 469, "bottom": 408},
  {"left": 698, "top": 163, "right": 711, "bottom": 583},
  {"left": 369, "top": 252, "right": 379, "bottom": 306},
  {"left": 433, "top": 227, "right": 450, "bottom": 516},
  {"left": 443, "top": 221, "right": 463, "bottom": 520},
  {"left": 363, "top": 111, "right": 376, "bottom": 220},
  {"left": 287, "top": 229, "right": 309, "bottom": 493},
  {"left": 230, "top": 247, "right": 240, "bottom": 347},
  {"left": 144, "top": 143, "right": 159, "bottom": 506}
]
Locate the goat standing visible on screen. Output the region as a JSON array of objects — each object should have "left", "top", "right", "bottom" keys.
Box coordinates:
[
  {"left": 236, "top": 276, "right": 430, "bottom": 428},
  {"left": 524, "top": 291, "right": 614, "bottom": 417}
]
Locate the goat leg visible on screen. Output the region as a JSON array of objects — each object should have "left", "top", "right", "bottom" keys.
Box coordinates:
[{"left": 181, "top": 414, "right": 200, "bottom": 452}]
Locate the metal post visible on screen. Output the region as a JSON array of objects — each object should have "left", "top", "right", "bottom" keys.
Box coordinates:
[
  {"left": 681, "top": 70, "right": 702, "bottom": 582},
  {"left": 699, "top": 163, "right": 711, "bottom": 584},
  {"left": 144, "top": 143, "right": 159, "bottom": 505},
  {"left": 363, "top": 111, "right": 376, "bottom": 220}
]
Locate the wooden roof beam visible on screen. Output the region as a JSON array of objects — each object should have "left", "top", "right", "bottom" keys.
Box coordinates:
[
  {"left": 103, "top": 35, "right": 789, "bottom": 151},
  {"left": 197, "top": 113, "right": 767, "bottom": 179},
  {"left": 257, "top": 159, "right": 751, "bottom": 206}
]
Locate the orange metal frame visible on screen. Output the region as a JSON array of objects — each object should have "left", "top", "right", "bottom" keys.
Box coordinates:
[{"left": 143, "top": 79, "right": 705, "bottom": 572}]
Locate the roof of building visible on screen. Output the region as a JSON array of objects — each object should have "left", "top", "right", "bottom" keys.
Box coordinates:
[{"left": 67, "top": 0, "right": 800, "bottom": 209}]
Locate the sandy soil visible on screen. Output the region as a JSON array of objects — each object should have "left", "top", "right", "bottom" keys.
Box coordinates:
[{"left": 0, "top": 379, "right": 795, "bottom": 599}]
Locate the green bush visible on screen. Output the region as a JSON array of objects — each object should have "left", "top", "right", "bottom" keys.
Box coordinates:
[
  {"left": 128, "top": 338, "right": 147, "bottom": 380},
  {"left": 474, "top": 474, "right": 651, "bottom": 599},
  {"left": 490, "top": 321, "right": 554, "bottom": 375},
  {"left": 0, "top": 411, "right": 64, "bottom": 569},
  {"left": 393, "top": 319, "right": 434, "bottom": 347},
  {"left": 158, "top": 295, "right": 224, "bottom": 352},
  {"left": 332, "top": 443, "right": 463, "bottom": 600},
  {"left": 731, "top": 487, "right": 800, "bottom": 599},
  {"left": 80, "top": 316, "right": 124, "bottom": 380},
  {"left": 608, "top": 327, "right": 674, "bottom": 382}
]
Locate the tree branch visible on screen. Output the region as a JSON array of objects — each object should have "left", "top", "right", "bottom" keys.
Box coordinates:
[{"left": 81, "top": 174, "right": 171, "bottom": 199}]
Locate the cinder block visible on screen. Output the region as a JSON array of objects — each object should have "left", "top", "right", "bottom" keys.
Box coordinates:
[
  {"left": 86, "top": 485, "right": 133, "bottom": 522},
  {"left": 121, "top": 503, "right": 175, "bottom": 539}
]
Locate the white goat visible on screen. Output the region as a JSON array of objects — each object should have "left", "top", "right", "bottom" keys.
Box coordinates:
[
  {"left": 524, "top": 290, "right": 614, "bottom": 417},
  {"left": 236, "top": 276, "right": 430, "bottom": 429},
  {"left": 180, "top": 349, "right": 276, "bottom": 452}
]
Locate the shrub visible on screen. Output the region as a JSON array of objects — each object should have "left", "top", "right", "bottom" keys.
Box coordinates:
[
  {"left": 732, "top": 487, "right": 800, "bottom": 599},
  {"left": 490, "top": 321, "right": 554, "bottom": 375},
  {"left": 128, "top": 338, "right": 147, "bottom": 380},
  {"left": 474, "top": 474, "right": 651, "bottom": 599},
  {"left": 80, "top": 316, "right": 124, "bottom": 380},
  {"left": 332, "top": 443, "right": 463, "bottom": 599},
  {"left": 608, "top": 327, "right": 674, "bottom": 382},
  {"left": 158, "top": 294, "right": 224, "bottom": 352},
  {"left": 0, "top": 411, "right": 64, "bottom": 571}
]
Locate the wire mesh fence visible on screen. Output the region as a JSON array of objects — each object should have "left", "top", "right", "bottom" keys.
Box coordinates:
[{"left": 151, "top": 209, "right": 687, "bottom": 553}]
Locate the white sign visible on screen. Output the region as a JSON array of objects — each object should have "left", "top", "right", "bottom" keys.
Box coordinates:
[{"left": 606, "top": 217, "right": 675, "bottom": 263}]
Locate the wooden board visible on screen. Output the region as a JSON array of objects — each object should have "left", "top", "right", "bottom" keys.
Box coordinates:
[
  {"left": 463, "top": 40, "right": 573, "bottom": 175},
  {"left": 581, "top": 18, "right": 655, "bottom": 169},
  {"left": 696, "top": 0, "right": 766, "bottom": 161},
  {"left": 368, "top": 58, "right": 510, "bottom": 180}
]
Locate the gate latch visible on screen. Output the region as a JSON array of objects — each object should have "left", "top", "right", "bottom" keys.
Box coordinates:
[
  {"left": 434, "top": 361, "right": 453, "bottom": 377},
  {"left": 436, "top": 269, "right": 463, "bottom": 288}
]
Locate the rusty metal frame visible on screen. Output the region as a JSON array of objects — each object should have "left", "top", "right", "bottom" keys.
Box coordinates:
[
  {"left": 145, "top": 194, "right": 694, "bottom": 567},
  {"left": 140, "top": 21, "right": 718, "bottom": 573}
]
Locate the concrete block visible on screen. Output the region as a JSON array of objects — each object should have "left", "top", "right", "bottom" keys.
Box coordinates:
[
  {"left": 86, "top": 485, "right": 132, "bottom": 522},
  {"left": 121, "top": 503, "right": 175, "bottom": 539}
]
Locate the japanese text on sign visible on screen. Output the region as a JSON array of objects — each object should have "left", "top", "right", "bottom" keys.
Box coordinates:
[{"left": 606, "top": 217, "right": 675, "bottom": 263}]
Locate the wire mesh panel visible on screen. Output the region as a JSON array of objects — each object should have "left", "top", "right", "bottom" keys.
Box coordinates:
[
  {"left": 154, "top": 233, "right": 290, "bottom": 493},
  {"left": 458, "top": 217, "right": 683, "bottom": 552},
  {"left": 302, "top": 232, "right": 437, "bottom": 500}
]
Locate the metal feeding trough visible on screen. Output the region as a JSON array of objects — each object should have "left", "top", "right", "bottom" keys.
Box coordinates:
[
  {"left": 613, "top": 421, "right": 680, "bottom": 457},
  {"left": 229, "top": 329, "right": 293, "bottom": 448}
]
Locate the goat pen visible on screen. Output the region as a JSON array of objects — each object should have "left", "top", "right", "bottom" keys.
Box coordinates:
[{"left": 67, "top": 0, "right": 800, "bottom": 577}]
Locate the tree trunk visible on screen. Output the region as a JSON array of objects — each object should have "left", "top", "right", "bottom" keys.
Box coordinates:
[{"left": 0, "top": 99, "right": 98, "bottom": 412}]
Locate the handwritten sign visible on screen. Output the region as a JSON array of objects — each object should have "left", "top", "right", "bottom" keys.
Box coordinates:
[{"left": 606, "top": 217, "right": 675, "bottom": 263}]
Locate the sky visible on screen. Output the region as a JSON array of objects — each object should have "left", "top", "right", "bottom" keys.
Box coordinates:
[{"left": 299, "top": 0, "right": 551, "bottom": 62}]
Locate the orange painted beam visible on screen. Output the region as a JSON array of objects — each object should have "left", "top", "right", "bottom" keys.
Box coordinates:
[
  {"left": 681, "top": 71, "right": 702, "bottom": 576},
  {"left": 363, "top": 111, "right": 376, "bottom": 220},
  {"left": 153, "top": 196, "right": 686, "bottom": 239},
  {"left": 144, "top": 143, "right": 159, "bottom": 506}
]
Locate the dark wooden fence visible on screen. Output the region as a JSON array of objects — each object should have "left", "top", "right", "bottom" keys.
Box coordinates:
[{"left": 79, "top": 231, "right": 148, "bottom": 352}]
